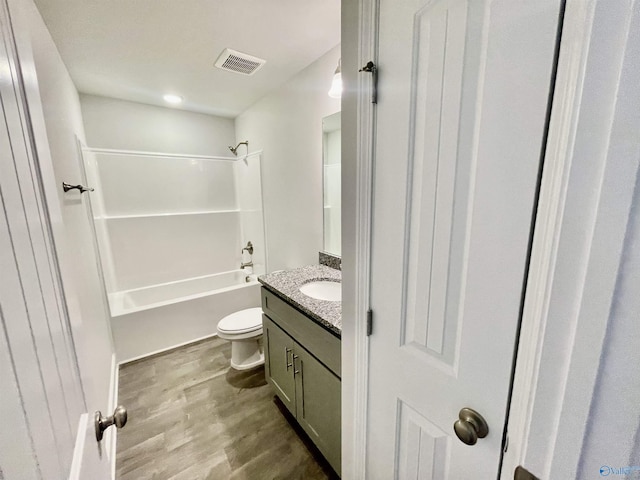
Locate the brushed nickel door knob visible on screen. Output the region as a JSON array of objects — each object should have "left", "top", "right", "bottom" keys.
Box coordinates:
[
  {"left": 453, "top": 407, "right": 489, "bottom": 445},
  {"left": 95, "top": 405, "right": 128, "bottom": 442}
]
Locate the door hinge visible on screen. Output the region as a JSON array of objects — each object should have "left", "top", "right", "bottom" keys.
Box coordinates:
[
  {"left": 366, "top": 309, "right": 373, "bottom": 336},
  {"left": 359, "top": 61, "right": 378, "bottom": 104}
]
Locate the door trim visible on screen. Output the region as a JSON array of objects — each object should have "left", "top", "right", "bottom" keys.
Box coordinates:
[
  {"left": 500, "top": 0, "right": 597, "bottom": 475},
  {"left": 341, "top": 0, "right": 377, "bottom": 478},
  {"left": 502, "top": 0, "right": 640, "bottom": 477}
]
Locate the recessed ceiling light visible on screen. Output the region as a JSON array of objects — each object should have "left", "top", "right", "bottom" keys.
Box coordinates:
[{"left": 163, "top": 94, "right": 183, "bottom": 104}]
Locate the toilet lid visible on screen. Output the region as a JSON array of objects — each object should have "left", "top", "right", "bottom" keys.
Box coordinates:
[{"left": 217, "top": 307, "right": 263, "bottom": 334}]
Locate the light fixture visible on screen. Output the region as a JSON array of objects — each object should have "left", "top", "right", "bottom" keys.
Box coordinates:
[
  {"left": 328, "top": 59, "right": 342, "bottom": 99},
  {"left": 163, "top": 94, "right": 183, "bottom": 104}
]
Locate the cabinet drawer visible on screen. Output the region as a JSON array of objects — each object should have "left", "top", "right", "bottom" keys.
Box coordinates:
[{"left": 261, "top": 287, "right": 341, "bottom": 378}]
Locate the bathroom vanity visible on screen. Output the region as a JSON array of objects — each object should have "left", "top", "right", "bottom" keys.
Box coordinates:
[{"left": 259, "top": 265, "right": 341, "bottom": 476}]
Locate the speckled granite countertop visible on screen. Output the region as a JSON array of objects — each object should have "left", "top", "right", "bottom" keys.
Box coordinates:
[{"left": 258, "top": 265, "right": 341, "bottom": 337}]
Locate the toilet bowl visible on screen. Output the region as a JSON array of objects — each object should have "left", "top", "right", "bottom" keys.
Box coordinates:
[{"left": 216, "top": 307, "right": 264, "bottom": 370}]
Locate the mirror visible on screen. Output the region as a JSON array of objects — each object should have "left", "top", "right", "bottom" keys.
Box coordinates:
[{"left": 322, "top": 111, "right": 341, "bottom": 256}]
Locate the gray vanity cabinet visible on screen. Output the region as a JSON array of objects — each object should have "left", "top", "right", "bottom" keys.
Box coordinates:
[
  {"left": 261, "top": 287, "right": 341, "bottom": 476},
  {"left": 262, "top": 314, "right": 297, "bottom": 415},
  {"left": 293, "top": 343, "right": 341, "bottom": 472}
]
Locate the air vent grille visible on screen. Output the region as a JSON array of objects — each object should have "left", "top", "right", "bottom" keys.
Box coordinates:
[{"left": 214, "top": 48, "right": 266, "bottom": 76}]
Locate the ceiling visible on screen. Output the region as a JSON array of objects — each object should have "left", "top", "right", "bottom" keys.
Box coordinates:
[{"left": 34, "top": 0, "right": 341, "bottom": 118}]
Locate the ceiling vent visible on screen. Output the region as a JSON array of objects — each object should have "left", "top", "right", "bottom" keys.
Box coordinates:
[{"left": 214, "top": 48, "right": 266, "bottom": 76}]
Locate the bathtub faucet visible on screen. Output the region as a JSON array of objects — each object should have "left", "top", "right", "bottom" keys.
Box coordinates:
[
  {"left": 241, "top": 241, "right": 254, "bottom": 255},
  {"left": 241, "top": 241, "right": 253, "bottom": 270}
]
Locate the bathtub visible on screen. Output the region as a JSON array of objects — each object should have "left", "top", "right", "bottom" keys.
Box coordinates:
[{"left": 109, "top": 270, "right": 261, "bottom": 362}]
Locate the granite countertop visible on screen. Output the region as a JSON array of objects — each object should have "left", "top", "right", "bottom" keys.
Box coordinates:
[{"left": 258, "top": 265, "right": 341, "bottom": 337}]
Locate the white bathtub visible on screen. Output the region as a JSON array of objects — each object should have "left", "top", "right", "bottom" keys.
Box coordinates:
[
  {"left": 109, "top": 270, "right": 261, "bottom": 362},
  {"left": 108, "top": 270, "right": 258, "bottom": 316}
]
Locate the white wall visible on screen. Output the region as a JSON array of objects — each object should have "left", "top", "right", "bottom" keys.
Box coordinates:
[
  {"left": 577, "top": 170, "right": 640, "bottom": 476},
  {"left": 235, "top": 45, "right": 341, "bottom": 271},
  {"left": 80, "top": 94, "right": 235, "bottom": 156},
  {"left": 22, "top": 0, "right": 116, "bottom": 422}
]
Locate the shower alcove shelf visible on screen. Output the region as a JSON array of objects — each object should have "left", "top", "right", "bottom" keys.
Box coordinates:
[
  {"left": 99, "top": 209, "right": 241, "bottom": 219},
  {"left": 81, "top": 146, "right": 267, "bottom": 361}
]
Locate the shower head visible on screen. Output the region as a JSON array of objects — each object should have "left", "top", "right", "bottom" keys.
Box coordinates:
[{"left": 228, "top": 141, "right": 249, "bottom": 156}]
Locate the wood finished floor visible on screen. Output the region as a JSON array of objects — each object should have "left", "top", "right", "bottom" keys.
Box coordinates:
[{"left": 116, "top": 337, "right": 338, "bottom": 480}]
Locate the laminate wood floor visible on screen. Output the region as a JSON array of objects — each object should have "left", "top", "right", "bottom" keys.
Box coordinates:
[{"left": 116, "top": 337, "right": 338, "bottom": 480}]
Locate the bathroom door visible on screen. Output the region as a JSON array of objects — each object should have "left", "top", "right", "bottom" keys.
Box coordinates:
[
  {"left": 366, "top": 0, "right": 561, "bottom": 477},
  {"left": 0, "top": 1, "right": 112, "bottom": 477}
]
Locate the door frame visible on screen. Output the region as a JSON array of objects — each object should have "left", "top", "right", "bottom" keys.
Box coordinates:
[
  {"left": 340, "top": 0, "right": 377, "bottom": 478},
  {"left": 343, "top": 0, "right": 638, "bottom": 478},
  {"left": 501, "top": 0, "right": 640, "bottom": 477}
]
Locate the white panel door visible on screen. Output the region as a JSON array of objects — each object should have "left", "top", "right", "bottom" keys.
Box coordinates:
[
  {"left": 367, "top": 0, "right": 561, "bottom": 477},
  {"left": 0, "top": 1, "right": 111, "bottom": 478}
]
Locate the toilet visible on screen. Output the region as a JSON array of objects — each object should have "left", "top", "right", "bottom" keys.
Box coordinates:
[{"left": 216, "top": 307, "right": 264, "bottom": 370}]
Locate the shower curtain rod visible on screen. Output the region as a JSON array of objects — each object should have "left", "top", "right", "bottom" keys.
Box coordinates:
[{"left": 81, "top": 146, "right": 263, "bottom": 161}]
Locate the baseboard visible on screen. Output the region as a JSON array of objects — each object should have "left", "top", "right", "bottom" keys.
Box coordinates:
[{"left": 118, "top": 332, "right": 220, "bottom": 367}]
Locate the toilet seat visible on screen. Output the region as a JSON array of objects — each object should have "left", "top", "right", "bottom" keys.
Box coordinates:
[{"left": 217, "top": 307, "right": 263, "bottom": 337}]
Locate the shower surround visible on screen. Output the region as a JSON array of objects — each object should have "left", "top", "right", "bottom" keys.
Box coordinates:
[{"left": 82, "top": 147, "right": 267, "bottom": 362}]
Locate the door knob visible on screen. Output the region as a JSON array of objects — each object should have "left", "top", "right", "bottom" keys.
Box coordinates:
[
  {"left": 95, "top": 405, "right": 128, "bottom": 442},
  {"left": 453, "top": 407, "right": 489, "bottom": 445}
]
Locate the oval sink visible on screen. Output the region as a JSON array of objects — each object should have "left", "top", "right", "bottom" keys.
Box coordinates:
[{"left": 299, "top": 281, "right": 341, "bottom": 302}]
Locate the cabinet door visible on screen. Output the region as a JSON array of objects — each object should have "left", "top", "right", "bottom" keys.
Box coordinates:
[
  {"left": 263, "top": 314, "right": 296, "bottom": 415},
  {"left": 293, "top": 345, "right": 342, "bottom": 475}
]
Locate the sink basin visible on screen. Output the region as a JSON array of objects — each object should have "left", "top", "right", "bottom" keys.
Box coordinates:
[{"left": 299, "top": 281, "right": 341, "bottom": 302}]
